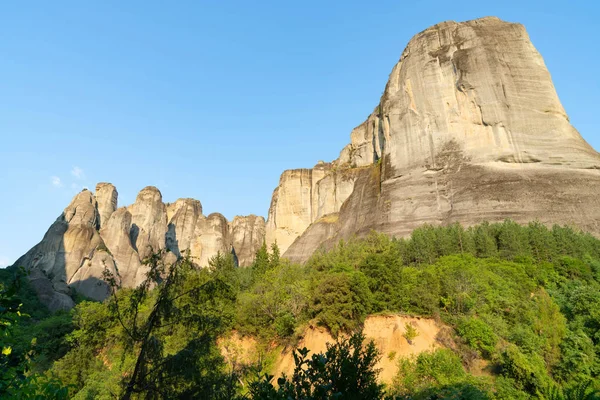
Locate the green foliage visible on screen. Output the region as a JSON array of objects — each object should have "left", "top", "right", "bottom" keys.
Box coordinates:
[
  {"left": 0, "top": 269, "right": 70, "bottom": 399},
  {"left": 249, "top": 242, "right": 281, "bottom": 285},
  {"left": 0, "top": 267, "right": 50, "bottom": 320},
  {"left": 7, "top": 219, "right": 600, "bottom": 399},
  {"left": 251, "top": 242, "right": 270, "bottom": 279},
  {"left": 456, "top": 317, "right": 497, "bottom": 358},
  {"left": 236, "top": 260, "right": 309, "bottom": 339},
  {"left": 403, "top": 323, "right": 419, "bottom": 345},
  {"left": 309, "top": 271, "right": 372, "bottom": 336},
  {"left": 392, "top": 349, "right": 490, "bottom": 399},
  {"left": 543, "top": 380, "right": 600, "bottom": 400},
  {"left": 498, "top": 343, "right": 550, "bottom": 395},
  {"left": 555, "top": 329, "right": 597, "bottom": 384},
  {"left": 246, "top": 332, "right": 385, "bottom": 399},
  {"left": 303, "top": 220, "right": 600, "bottom": 397},
  {"left": 49, "top": 252, "right": 240, "bottom": 399}
]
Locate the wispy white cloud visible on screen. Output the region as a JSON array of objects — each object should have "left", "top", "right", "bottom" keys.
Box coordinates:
[
  {"left": 71, "top": 166, "right": 85, "bottom": 180},
  {"left": 51, "top": 176, "right": 63, "bottom": 188}
]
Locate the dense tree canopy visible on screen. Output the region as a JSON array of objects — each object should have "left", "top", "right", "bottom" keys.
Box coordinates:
[{"left": 2, "top": 220, "right": 600, "bottom": 399}]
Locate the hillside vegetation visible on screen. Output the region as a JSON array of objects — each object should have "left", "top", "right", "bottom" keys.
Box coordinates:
[{"left": 2, "top": 220, "right": 600, "bottom": 399}]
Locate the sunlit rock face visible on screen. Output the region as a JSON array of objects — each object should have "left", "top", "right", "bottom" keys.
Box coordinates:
[
  {"left": 379, "top": 16, "right": 598, "bottom": 173},
  {"left": 13, "top": 17, "right": 600, "bottom": 310},
  {"left": 14, "top": 187, "right": 265, "bottom": 310},
  {"left": 128, "top": 186, "right": 168, "bottom": 261},
  {"left": 265, "top": 162, "right": 360, "bottom": 254},
  {"left": 231, "top": 215, "right": 266, "bottom": 267},
  {"left": 95, "top": 182, "right": 117, "bottom": 229},
  {"left": 274, "top": 17, "right": 600, "bottom": 262},
  {"left": 165, "top": 198, "right": 203, "bottom": 258},
  {"left": 13, "top": 190, "right": 103, "bottom": 311}
]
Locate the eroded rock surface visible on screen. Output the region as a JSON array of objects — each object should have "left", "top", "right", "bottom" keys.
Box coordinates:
[
  {"left": 265, "top": 162, "right": 359, "bottom": 253},
  {"left": 275, "top": 17, "right": 600, "bottom": 261},
  {"left": 14, "top": 187, "right": 265, "bottom": 309},
  {"left": 13, "top": 190, "right": 104, "bottom": 310},
  {"left": 231, "top": 215, "right": 266, "bottom": 267},
  {"left": 13, "top": 17, "right": 600, "bottom": 310},
  {"left": 95, "top": 183, "right": 117, "bottom": 229}
]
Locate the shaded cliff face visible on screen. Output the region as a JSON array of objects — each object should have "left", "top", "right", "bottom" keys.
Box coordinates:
[
  {"left": 14, "top": 184, "right": 266, "bottom": 311},
  {"left": 270, "top": 17, "right": 600, "bottom": 261}
]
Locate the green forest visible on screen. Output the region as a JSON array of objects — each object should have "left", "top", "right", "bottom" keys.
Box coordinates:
[{"left": 2, "top": 220, "right": 600, "bottom": 399}]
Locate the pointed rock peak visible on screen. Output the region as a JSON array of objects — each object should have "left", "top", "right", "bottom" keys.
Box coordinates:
[
  {"left": 206, "top": 212, "right": 227, "bottom": 222},
  {"left": 129, "top": 186, "right": 167, "bottom": 260},
  {"left": 63, "top": 190, "right": 98, "bottom": 226},
  {"left": 95, "top": 182, "right": 118, "bottom": 229},
  {"left": 136, "top": 186, "right": 163, "bottom": 201},
  {"left": 70, "top": 189, "right": 94, "bottom": 203},
  {"left": 96, "top": 182, "right": 116, "bottom": 192}
]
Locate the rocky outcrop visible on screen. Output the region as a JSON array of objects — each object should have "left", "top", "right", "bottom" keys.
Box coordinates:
[
  {"left": 100, "top": 208, "right": 144, "bottom": 288},
  {"left": 272, "top": 17, "right": 600, "bottom": 262},
  {"left": 13, "top": 16, "right": 600, "bottom": 310},
  {"left": 128, "top": 186, "right": 168, "bottom": 260},
  {"left": 13, "top": 190, "right": 105, "bottom": 310},
  {"left": 14, "top": 186, "right": 266, "bottom": 310},
  {"left": 166, "top": 198, "right": 203, "bottom": 257},
  {"left": 265, "top": 162, "right": 360, "bottom": 253},
  {"left": 95, "top": 183, "right": 117, "bottom": 229},
  {"left": 266, "top": 169, "right": 315, "bottom": 253},
  {"left": 190, "top": 213, "right": 233, "bottom": 267},
  {"left": 231, "top": 215, "right": 266, "bottom": 267}
]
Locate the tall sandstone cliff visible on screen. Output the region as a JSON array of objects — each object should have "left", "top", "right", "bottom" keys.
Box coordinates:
[
  {"left": 14, "top": 17, "right": 600, "bottom": 310},
  {"left": 266, "top": 17, "right": 600, "bottom": 260},
  {"left": 14, "top": 184, "right": 265, "bottom": 311}
]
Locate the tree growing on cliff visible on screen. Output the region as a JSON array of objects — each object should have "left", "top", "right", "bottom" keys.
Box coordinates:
[{"left": 403, "top": 323, "right": 419, "bottom": 345}]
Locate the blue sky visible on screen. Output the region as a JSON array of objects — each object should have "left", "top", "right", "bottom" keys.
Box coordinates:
[{"left": 0, "top": 1, "right": 598, "bottom": 267}]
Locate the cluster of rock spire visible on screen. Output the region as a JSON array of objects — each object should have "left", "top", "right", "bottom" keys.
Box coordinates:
[{"left": 15, "top": 184, "right": 265, "bottom": 310}]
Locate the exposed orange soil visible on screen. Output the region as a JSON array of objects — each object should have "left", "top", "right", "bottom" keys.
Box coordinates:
[{"left": 220, "top": 314, "right": 445, "bottom": 384}]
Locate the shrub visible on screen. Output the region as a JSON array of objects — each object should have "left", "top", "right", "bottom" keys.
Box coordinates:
[
  {"left": 456, "top": 317, "right": 497, "bottom": 358},
  {"left": 403, "top": 323, "right": 419, "bottom": 345}
]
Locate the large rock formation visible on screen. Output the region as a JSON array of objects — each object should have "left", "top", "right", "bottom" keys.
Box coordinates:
[
  {"left": 267, "top": 16, "right": 600, "bottom": 260},
  {"left": 14, "top": 186, "right": 266, "bottom": 311},
  {"left": 13, "top": 16, "right": 600, "bottom": 310}
]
